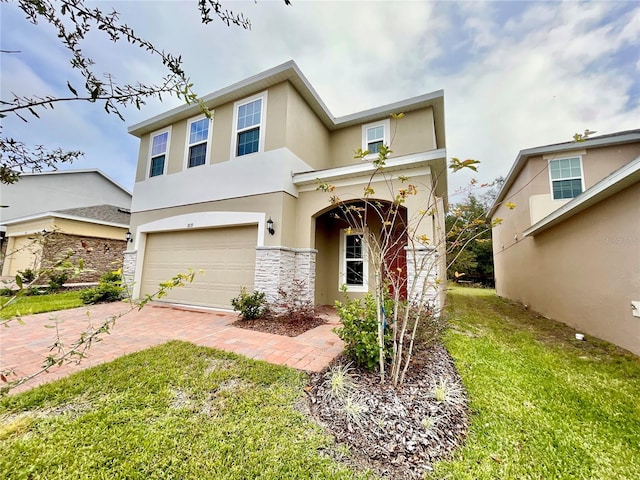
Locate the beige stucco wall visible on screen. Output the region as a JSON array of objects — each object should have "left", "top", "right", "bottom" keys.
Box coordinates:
[
  {"left": 295, "top": 171, "right": 436, "bottom": 249},
  {"left": 493, "top": 182, "right": 640, "bottom": 355},
  {"left": 2, "top": 235, "right": 43, "bottom": 276},
  {"left": 328, "top": 108, "right": 437, "bottom": 169},
  {"left": 284, "top": 84, "right": 331, "bottom": 171},
  {"left": 135, "top": 82, "right": 295, "bottom": 183},
  {"left": 129, "top": 191, "right": 296, "bottom": 249}
]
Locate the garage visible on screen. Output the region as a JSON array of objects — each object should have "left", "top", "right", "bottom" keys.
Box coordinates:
[{"left": 139, "top": 225, "right": 257, "bottom": 308}]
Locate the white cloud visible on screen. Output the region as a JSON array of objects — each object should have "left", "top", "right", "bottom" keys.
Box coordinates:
[{"left": 1, "top": 0, "right": 638, "bottom": 199}]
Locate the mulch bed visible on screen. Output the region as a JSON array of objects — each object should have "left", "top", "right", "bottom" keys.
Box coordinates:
[
  {"left": 232, "top": 306, "right": 469, "bottom": 478},
  {"left": 304, "top": 344, "right": 469, "bottom": 479},
  {"left": 231, "top": 314, "right": 327, "bottom": 337}
]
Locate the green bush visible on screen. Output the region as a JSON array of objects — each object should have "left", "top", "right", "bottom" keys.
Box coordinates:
[
  {"left": 48, "top": 271, "right": 70, "bottom": 292},
  {"left": 231, "top": 287, "right": 266, "bottom": 320},
  {"left": 80, "top": 270, "right": 124, "bottom": 304},
  {"left": 17, "top": 268, "right": 37, "bottom": 283},
  {"left": 334, "top": 292, "right": 393, "bottom": 371}
]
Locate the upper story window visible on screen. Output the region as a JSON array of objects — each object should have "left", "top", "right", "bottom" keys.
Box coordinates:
[
  {"left": 186, "top": 116, "right": 211, "bottom": 168},
  {"left": 232, "top": 92, "right": 267, "bottom": 157},
  {"left": 340, "top": 229, "right": 368, "bottom": 292},
  {"left": 361, "top": 119, "right": 390, "bottom": 159},
  {"left": 549, "top": 156, "right": 584, "bottom": 199},
  {"left": 149, "top": 128, "right": 170, "bottom": 178}
]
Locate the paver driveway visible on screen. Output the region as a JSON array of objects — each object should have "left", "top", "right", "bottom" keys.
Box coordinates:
[{"left": 1, "top": 301, "right": 344, "bottom": 394}]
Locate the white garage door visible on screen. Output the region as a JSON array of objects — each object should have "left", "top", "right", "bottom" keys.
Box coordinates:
[{"left": 140, "top": 226, "right": 257, "bottom": 308}]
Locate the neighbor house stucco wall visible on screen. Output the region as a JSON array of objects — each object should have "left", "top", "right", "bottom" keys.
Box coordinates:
[
  {"left": 0, "top": 171, "right": 131, "bottom": 224},
  {"left": 493, "top": 182, "right": 640, "bottom": 355}
]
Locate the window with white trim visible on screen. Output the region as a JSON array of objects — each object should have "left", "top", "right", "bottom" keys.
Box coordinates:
[
  {"left": 549, "top": 157, "right": 584, "bottom": 199},
  {"left": 340, "top": 230, "right": 368, "bottom": 291},
  {"left": 186, "top": 116, "right": 210, "bottom": 168},
  {"left": 232, "top": 93, "right": 266, "bottom": 157},
  {"left": 149, "top": 129, "right": 170, "bottom": 178},
  {"left": 361, "top": 119, "right": 390, "bottom": 159}
]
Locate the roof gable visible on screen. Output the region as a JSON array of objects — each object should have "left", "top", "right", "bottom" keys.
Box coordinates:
[{"left": 489, "top": 129, "right": 640, "bottom": 218}]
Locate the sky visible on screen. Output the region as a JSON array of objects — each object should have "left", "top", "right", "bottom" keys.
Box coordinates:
[{"left": 1, "top": 0, "right": 639, "bottom": 204}]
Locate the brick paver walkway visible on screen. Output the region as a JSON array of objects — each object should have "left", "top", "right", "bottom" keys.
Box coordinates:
[{"left": 1, "top": 302, "right": 344, "bottom": 394}]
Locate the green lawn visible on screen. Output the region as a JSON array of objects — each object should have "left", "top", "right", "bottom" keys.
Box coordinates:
[
  {"left": 2, "top": 287, "right": 638, "bottom": 479},
  {"left": 0, "top": 341, "right": 369, "bottom": 479},
  {"left": 431, "top": 286, "right": 640, "bottom": 479},
  {"left": 0, "top": 290, "right": 84, "bottom": 319}
]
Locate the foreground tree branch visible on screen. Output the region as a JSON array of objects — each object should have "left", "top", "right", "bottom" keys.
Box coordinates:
[{"left": 0, "top": 0, "right": 289, "bottom": 183}]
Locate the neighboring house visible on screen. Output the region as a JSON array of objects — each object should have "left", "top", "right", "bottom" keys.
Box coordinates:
[
  {"left": 0, "top": 170, "right": 132, "bottom": 281},
  {"left": 489, "top": 130, "right": 640, "bottom": 355},
  {"left": 1, "top": 205, "right": 131, "bottom": 282},
  {"left": 0, "top": 169, "right": 132, "bottom": 223},
  {"left": 125, "top": 61, "right": 447, "bottom": 310}
]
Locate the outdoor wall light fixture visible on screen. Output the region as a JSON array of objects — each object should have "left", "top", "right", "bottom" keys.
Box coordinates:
[
  {"left": 266, "top": 217, "right": 275, "bottom": 236},
  {"left": 125, "top": 231, "right": 133, "bottom": 243}
]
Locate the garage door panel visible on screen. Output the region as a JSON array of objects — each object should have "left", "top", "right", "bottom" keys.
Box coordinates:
[{"left": 140, "top": 226, "right": 257, "bottom": 308}]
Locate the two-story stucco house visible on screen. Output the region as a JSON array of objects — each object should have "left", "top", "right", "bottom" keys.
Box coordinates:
[
  {"left": 489, "top": 130, "right": 640, "bottom": 355},
  {"left": 125, "top": 61, "right": 447, "bottom": 311}
]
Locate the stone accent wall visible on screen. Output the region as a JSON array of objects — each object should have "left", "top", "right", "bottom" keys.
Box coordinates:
[
  {"left": 123, "top": 250, "right": 137, "bottom": 297},
  {"left": 41, "top": 233, "right": 127, "bottom": 282},
  {"left": 254, "top": 247, "right": 317, "bottom": 305},
  {"left": 405, "top": 246, "right": 442, "bottom": 313}
]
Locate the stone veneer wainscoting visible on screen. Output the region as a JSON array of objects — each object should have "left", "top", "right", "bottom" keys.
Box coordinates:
[
  {"left": 254, "top": 247, "right": 317, "bottom": 305},
  {"left": 405, "top": 246, "right": 441, "bottom": 313}
]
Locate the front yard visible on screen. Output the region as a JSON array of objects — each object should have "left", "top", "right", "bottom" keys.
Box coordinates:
[
  {"left": 1, "top": 287, "right": 638, "bottom": 478},
  {"left": 0, "top": 290, "right": 84, "bottom": 319}
]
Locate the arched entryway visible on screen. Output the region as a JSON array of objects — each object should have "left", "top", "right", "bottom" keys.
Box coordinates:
[{"left": 313, "top": 200, "right": 408, "bottom": 305}]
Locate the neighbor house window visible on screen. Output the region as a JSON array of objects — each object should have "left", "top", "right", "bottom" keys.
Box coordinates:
[
  {"left": 232, "top": 92, "right": 267, "bottom": 157},
  {"left": 186, "top": 116, "right": 210, "bottom": 168},
  {"left": 361, "top": 119, "right": 390, "bottom": 159},
  {"left": 340, "top": 230, "right": 368, "bottom": 291},
  {"left": 149, "top": 129, "right": 170, "bottom": 178},
  {"left": 549, "top": 157, "right": 584, "bottom": 199}
]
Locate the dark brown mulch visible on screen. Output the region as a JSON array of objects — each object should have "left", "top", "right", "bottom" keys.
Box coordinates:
[
  {"left": 231, "top": 314, "right": 327, "bottom": 337},
  {"left": 304, "top": 344, "right": 469, "bottom": 479}
]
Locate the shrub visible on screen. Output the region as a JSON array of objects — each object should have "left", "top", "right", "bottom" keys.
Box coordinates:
[
  {"left": 48, "top": 271, "right": 69, "bottom": 292},
  {"left": 231, "top": 287, "right": 266, "bottom": 320},
  {"left": 0, "top": 288, "right": 14, "bottom": 297},
  {"left": 80, "top": 270, "right": 124, "bottom": 304},
  {"left": 334, "top": 292, "right": 393, "bottom": 371},
  {"left": 17, "top": 268, "right": 36, "bottom": 283}
]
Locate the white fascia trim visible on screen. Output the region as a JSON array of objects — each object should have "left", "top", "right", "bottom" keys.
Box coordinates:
[
  {"left": 128, "top": 59, "right": 445, "bottom": 136},
  {"left": 2, "top": 212, "right": 128, "bottom": 229},
  {"left": 293, "top": 148, "right": 446, "bottom": 186},
  {"left": 524, "top": 156, "right": 640, "bottom": 237},
  {"left": 135, "top": 211, "right": 266, "bottom": 247},
  {"left": 296, "top": 167, "right": 432, "bottom": 193}
]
